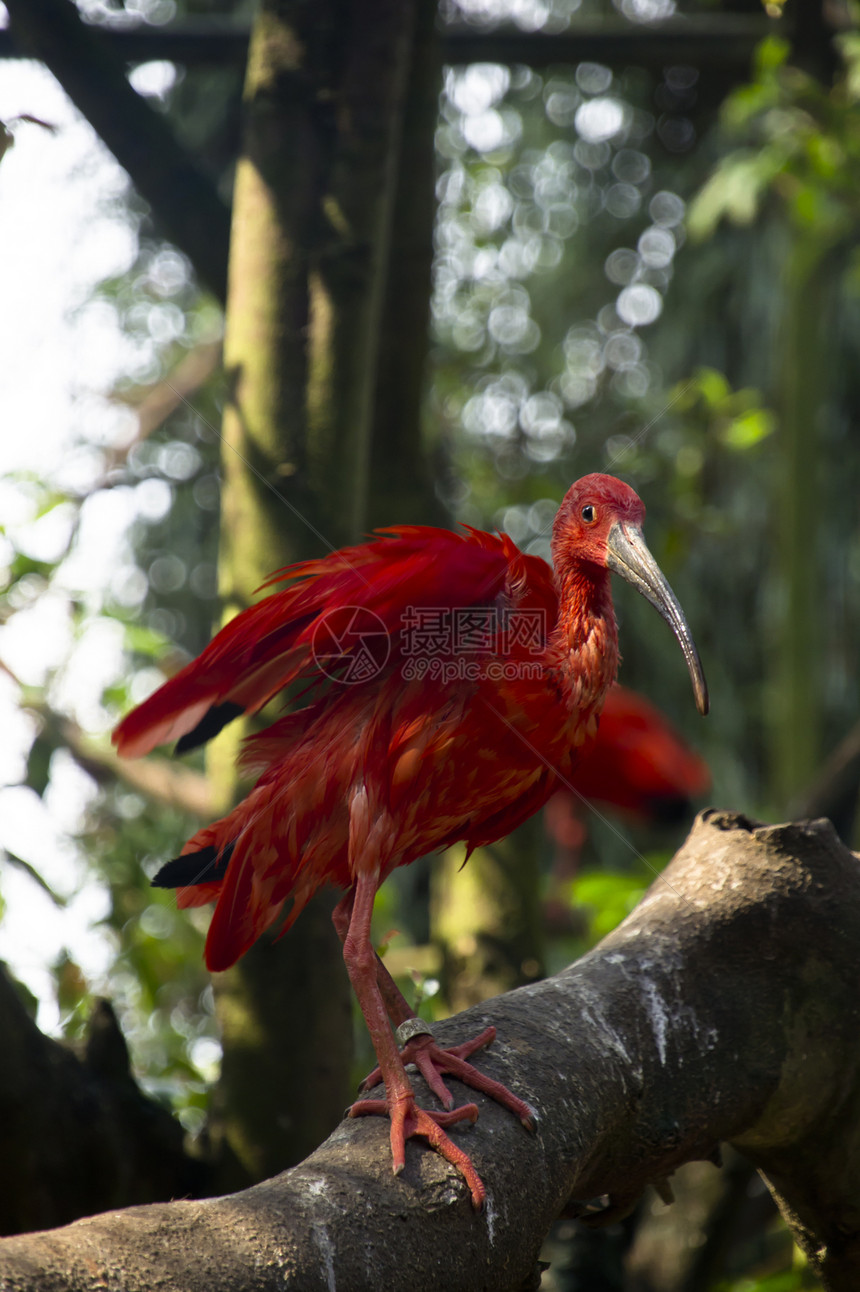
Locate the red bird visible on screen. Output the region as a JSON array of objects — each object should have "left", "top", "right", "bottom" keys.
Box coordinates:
[
  {"left": 545, "top": 685, "right": 711, "bottom": 920},
  {"left": 113, "top": 473, "right": 708, "bottom": 1207},
  {"left": 568, "top": 683, "right": 711, "bottom": 822}
]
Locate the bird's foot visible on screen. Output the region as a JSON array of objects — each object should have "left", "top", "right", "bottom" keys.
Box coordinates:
[
  {"left": 348, "top": 1092, "right": 485, "bottom": 1208},
  {"left": 361, "top": 1025, "right": 535, "bottom": 1129}
]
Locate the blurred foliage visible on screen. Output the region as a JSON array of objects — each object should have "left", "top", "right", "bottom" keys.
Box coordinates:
[
  {"left": 714, "top": 1261, "right": 819, "bottom": 1292},
  {"left": 0, "top": 0, "right": 237, "bottom": 1123},
  {"left": 689, "top": 34, "right": 860, "bottom": 244},
  {"left": 0, "top": 335, "right": 224, "bottom": 1123},
  {"left": 428, "top": 20, "right": 860, "bottom": 829},
  {"left": 426, "top": 42, "right": 783, "bottom": 836},
  {"left": 429, "top": 57, "right": 704, "bottom": 523},
  {"left": 570, "top": 859, "right": 663, "bottom": 943}
]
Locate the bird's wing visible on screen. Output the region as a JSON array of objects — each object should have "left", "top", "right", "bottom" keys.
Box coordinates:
[{"left": 113, "top": 526, "right": 557, "bottom": 758}]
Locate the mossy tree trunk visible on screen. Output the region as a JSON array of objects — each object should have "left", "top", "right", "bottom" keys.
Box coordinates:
[
  {"left": 432, "top": 820, "right": 547, "bottom": 1013},
  {"left": 768, "top": 235, "right": 831, "bottom": 814},
  {"left": 207, "top": 0, "right": 440, "bottom": 1188}
]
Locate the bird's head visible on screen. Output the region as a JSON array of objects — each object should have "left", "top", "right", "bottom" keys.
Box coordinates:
[{"left": 552, "top": 473, "right": 709, "bottom": 717}]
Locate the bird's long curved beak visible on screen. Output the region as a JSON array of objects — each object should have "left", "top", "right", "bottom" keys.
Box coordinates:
[{"left": 606, "top": 522, "right": 709, "bottom": 717}]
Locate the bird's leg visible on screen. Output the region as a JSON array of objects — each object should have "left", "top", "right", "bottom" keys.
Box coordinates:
[
  {"left": 364, "top": 961, "right": 533, "bottom": 1126},
  {"left": 339, "top": 867, "right": 486, "bottom": 1208},
  {"left": 332, "top": 886, "right": 431, "bottom": 1027},
  {"left": 333, "top": 888, "right": 534, "bottom": 1129}
]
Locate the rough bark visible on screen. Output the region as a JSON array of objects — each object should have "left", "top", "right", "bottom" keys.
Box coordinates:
[{"left": 3, "top": 810, "right": 860, "bottom": 1291}]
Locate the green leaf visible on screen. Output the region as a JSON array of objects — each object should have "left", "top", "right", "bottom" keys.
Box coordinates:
[
  {"left": 8, "top": 553, "right": 53, "bottom": 584},
  {"left": 687, "top": 151, "right": 785, "bottom": 240},
  {"left": 694, "top": 368, "right": 731, "bottom": 409},
  {"left": 54, "top": 952, "right": 90, "bottom": 1017},
  {"left": 805, "top": 130, "right": 843, "bottom": 180},
  {"left": 721, "top": 409, "right": 777, "bottom": 451},
  {"left": 2, "top": 850, "right": 67, "bottom": 907},
  {"left": 754, "top": 34, "right": 791, "bottom": 78},
  {"left": 25, "top": 732, "right": 56, "bottom": 798},
  {"left": 570, "top": 870, "right": 651, "bottom": 943},
  {"left": 722, "top": 83, "right": 777, "bottom": 131},
  {"left": 715, "top": 1265, "right": 811, "bottom": 1291},
  {"left": 123, "top": 622, "right": 175, "bottom": 658}
]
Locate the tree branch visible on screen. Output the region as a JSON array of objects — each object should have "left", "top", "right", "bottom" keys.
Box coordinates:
[
  {"left": 0, "top": 15, "right": 780, "bottom": 71},
  {"left": 29, "top": 698, "right": 213, "bottom": 818},
  {"left": 0, "top": 659, "right": 212, "bottom": 817},
  {"left": 4, "top": 0, "right": 231, "bottom": 302},
  {"left": 796, "top": 714, "right": 860, "bottom": 842},
  {"left": 0, "top": 969, "right": 209, "bottom": 1236},
  {"left": 2, "top": 810, "right": 859, "bottom": 1290},
  {"left": 103, "top": 339, "right": 223, "bottom": 478}
]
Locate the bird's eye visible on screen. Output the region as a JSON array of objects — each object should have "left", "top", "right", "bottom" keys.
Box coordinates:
[{"left": 581, "top": 505, "right": 595, "bottom": 524}]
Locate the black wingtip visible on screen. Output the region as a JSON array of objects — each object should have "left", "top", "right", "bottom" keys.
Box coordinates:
[
  {"left": 175, "top": 701, "right": 245, "bottom": 754},
  {"left": 153, "top": 843, "right": 235, "bottom": 889}
]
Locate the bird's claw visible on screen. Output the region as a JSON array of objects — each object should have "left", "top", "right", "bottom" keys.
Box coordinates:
[
  {"left": 360, "top": 1024, "right": 534, "bottom": 1129},
  {"left": 348, "top": 1094, "right": 485, "bottom": 1209}
]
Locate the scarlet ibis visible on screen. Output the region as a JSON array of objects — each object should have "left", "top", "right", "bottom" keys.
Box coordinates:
[
  {"left": 113, "top": 473, "right": 708, "bottom": 1207},
  {"left": 565, "top": 683, "right": 711, "bottom": 823},
  {"left": 544, "top": 685, "right": 711, "bottom": 926}
]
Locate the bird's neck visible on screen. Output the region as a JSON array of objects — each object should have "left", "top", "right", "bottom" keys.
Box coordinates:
[{"left": 550, "top": 564, "right": 619, "bottom": 719}]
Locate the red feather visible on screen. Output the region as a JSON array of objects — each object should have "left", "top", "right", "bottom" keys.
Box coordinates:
[
  {"left": 114, "top": 526, "right": 553, "bottom": 759},
  {"left": 567, "top": 684, "right": 710, "bottom": 820},
  {"left": 116, "top": 523, "right": 577, "bottom": 971},
  {"left": 114, "top": 474, "right": 707, "bottom": 1206}
]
